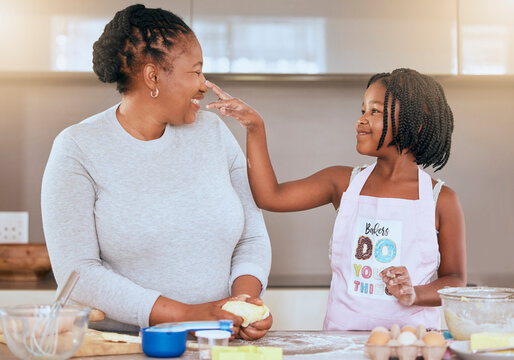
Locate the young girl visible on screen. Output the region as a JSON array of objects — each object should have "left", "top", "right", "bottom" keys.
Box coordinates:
[{"left": 206, "top": 68, "right": 466, "bottom": 330}]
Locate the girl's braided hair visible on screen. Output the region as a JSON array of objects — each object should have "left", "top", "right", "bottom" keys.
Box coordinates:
[
  {"left": 367, "top": 68, "right": 454, "bottom": 171},
  {"left": 92, "top": 4, "right": 193, "bottom": 93}
]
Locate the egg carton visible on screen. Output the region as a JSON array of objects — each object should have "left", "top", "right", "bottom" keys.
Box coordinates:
[{"left": 364, "top": 324, "right": 447, "bottom": 360}]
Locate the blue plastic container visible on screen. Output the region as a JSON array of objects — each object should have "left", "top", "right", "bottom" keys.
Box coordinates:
[{"left": 141, "top": 320, "right": 233, "bottom": 358}]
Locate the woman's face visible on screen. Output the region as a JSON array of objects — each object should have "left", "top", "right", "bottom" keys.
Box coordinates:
[
  {"left": 356, "top": 81, "right": 397, "bottom": 157},
  {"left": 157, "top": 35, "right": 207, "bottom": 125}
]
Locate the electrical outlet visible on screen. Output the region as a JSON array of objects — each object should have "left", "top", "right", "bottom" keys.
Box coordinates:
[{"left": 0, "top": 212, "right": 29, "bottom": 244}]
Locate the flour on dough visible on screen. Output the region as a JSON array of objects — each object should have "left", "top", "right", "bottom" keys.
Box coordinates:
[{"left": 222, "top": 301, "right": 270, "bottom": 327}]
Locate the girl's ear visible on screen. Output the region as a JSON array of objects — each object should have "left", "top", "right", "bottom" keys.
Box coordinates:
[{"left": 142, "top": 63, "right": 159, "bottom": 90}]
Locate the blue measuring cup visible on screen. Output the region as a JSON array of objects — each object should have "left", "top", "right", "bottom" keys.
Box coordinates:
[{"left": 141, "top": 320, "right": 233, "bottom": 358}]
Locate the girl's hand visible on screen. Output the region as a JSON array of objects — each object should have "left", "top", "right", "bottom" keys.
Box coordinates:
[
  {"left": 380, "top": 266, "right": 416, "bottom": 306},
  {"left": 236, "top": 295, "right": 272, "bottom": 341},
  {"left": 206, "top": 80, "right": 264, "bottom": 130}
]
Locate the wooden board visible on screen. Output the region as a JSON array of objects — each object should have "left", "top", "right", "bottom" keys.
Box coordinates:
[
  {"left": 75, "top": 329, "right": 142, "bottom": 357},
  {"left": 0, "top": 329, "right": 142, "bottom": 357}
]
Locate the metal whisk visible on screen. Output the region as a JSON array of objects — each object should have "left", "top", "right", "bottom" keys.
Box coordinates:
[{"left": 24, "top": 270, "right": 80, "bottom": 358}]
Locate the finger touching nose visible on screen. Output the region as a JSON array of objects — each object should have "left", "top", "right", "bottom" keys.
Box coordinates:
[{"left": 206, "top": 80, "right": 232, "bottom": 100}]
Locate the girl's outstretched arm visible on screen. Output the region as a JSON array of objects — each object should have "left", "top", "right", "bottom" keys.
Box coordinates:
[{"left": 206, "top": 81, "right": 350, "bottom": 212}]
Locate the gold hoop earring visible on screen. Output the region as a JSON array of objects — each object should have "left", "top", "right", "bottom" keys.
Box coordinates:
[{"left": 150, "top": 88, "right": 159, "bottom": 98}]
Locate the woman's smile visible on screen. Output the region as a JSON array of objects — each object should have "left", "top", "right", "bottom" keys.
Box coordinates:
[{"left": 190, "top": 97, "right": 202, "bottom": 111}]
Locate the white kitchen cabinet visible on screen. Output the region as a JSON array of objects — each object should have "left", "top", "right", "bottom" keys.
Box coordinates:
[
  {"left": 192, "top": 0, "right": 458, "bottom": 74},
  {"left": 459, "top": 0, "right": 514, "bottom": 75},
  {"left": 262, "top": 289, "right": 329, "bottom": 330},
  {"left": 0, "top": 0, "right": 190, "bottom": 72}
]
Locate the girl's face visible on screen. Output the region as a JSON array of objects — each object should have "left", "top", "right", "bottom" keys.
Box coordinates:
[
  {"left": 356, "top": 81, "right": 398, "bottom": 157},
  {"left": 157, "top": 35, "right": 207, "bottom": 125}
]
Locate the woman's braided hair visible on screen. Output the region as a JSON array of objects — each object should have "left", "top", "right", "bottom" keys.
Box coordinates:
[
  {"left": 367, "top": 68, "right": 454, "bottom": 171},
  {"left": 92, "top": 4, "right": 193, "bottom": 93}
]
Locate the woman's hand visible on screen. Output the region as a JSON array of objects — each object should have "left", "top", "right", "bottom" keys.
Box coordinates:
[
  {"left": 206, "top": 80, "right": 264, "bottom": 130},
  {"left": 239, "top": 314, "right": 273, "bottom": 341},
  {"left": 236, "top": 295, "right": 272, "bottom": 341},
  {"left": 185, "top": 297, "right": 245, "bottom": 340},
  {"left": 380, "top": 266, "right": 416, "bottom": 306}
]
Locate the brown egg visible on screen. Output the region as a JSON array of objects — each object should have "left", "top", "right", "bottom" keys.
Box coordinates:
[
  {"left": 422, "top": 331, "right": 446, "bottom": 346},
  {"left": 367, "top": 331, "right": 391, "bottom": 345},
  {"left": 400, "top": 325, "right": 417, "bottom": 334},
  {"left": 371, "top": 326, "right": 389, "bottom": 334}
]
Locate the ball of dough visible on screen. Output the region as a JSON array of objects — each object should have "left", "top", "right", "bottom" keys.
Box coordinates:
[{"left": 221, "top": 301, "right": 270, "bottom": 327}]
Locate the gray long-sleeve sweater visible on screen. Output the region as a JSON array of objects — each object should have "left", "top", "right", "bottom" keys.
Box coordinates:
[{"left": 41, "top": 105, "right": 271, "bottom": 332}]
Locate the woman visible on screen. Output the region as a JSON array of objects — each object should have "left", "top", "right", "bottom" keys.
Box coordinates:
[{"left": 41, "top": 4, "right": 272, "bottom": 340}]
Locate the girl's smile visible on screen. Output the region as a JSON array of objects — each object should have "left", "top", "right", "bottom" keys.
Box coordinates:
[{"left": 356, "top": 121, "right": 371, "bottom": 136}]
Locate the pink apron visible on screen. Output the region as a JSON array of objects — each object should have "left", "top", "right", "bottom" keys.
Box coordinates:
[{"left": 324, "top": 162, "right": 440, "bottom": 330}]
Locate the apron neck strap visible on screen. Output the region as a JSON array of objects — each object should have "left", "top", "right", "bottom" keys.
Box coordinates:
[
  {"left": 417, "top": 167, "right": 433, "bottom": 201},
  {"left": 346, "top": 162, "right": 433, "bottom": 201},
  {"left": 345, "top": 162, "right": 376, "bottom": 196}
]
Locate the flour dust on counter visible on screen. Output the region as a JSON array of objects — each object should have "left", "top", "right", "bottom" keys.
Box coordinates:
[{"left": 232, "top": 331, "right": 368, "bottom": 355}]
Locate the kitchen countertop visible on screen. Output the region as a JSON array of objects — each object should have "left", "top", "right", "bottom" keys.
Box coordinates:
[
  {"left": 0, "top": 271, "right": 56, "bottom": 290},
  {"left": 0, "top": 330, "right": 459, "bottom": 359}
]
